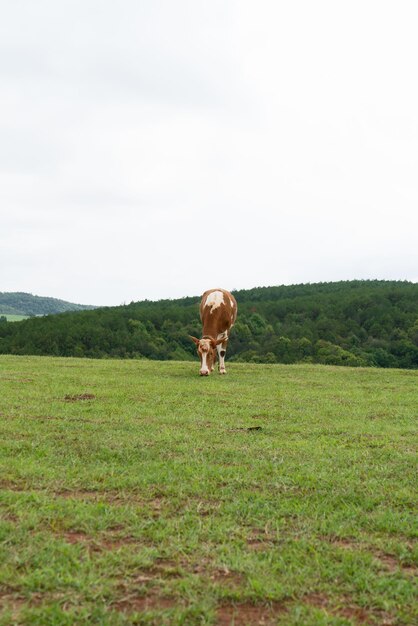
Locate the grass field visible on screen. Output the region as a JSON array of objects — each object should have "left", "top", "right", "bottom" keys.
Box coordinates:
[
  {"left": 0, "top": 315, "right": 29, "bottom": 322},
  {"left": 0, "top": 356, "right": 416, "bottom": 625}
]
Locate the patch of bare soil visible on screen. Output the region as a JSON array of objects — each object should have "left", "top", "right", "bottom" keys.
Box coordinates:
[
  {"left": 0, "top": 479, "right": 27, "bottom": 491},
  {"left": 59, "top": 528, "right": 145, "bottom": 552},
  {"left": 210, "top": 567, "right": 244, "bottom": 585},
  {"left": 303, "top": 593, "right": 329, "bottom": 609},
  {"left": 0, "top": 377, "right": 33, "bottom": 382},
  {"left": 195, "top": 500, "right": 222, "bottom": 516},
  {"left": 217, "top": 601, "right": 287, "bottom": 626},
  {"left": 304, "top": 593, "right": 395, "bottom": 625},
  {"left": 0, "top": 591, "right": 27, "bottom": 619},
  {"left": 227, "top": 426, "right": 263, "bottom": 433},
  {"left": 322, "top": 536, "right": 417, "bottom": 575},
  {"left": 59, "top": 529, "right": 102, "bottom": 553},
  {"left": 190, "top": 560, "right": 244, "bottom": 585},
  {"left": 0, "top": 589, "right": 68, "bottom": 616},
  {"left": 120, "top": 557, "right": 245, "bottom": 593},
  {"left": 56, "top": 488, "right": 103, "bottom": 499},
  {"left": 1, "top": 414, "right": 58, "bottom": 421},
  {"left": 112, "top": 591, "right": 177, "bottom": 613},
  {"left": 322, "top": 536, "right": 358, "bottom": 548},
  {"left": 63, "top": 393, "right": 96, "bottom": 402},
  {"left": 114, "top": 562, "right": 181, "bottom": 593},
  {"left": 55, "top": 488, "right": 131, "bottom": 503},
  {"left": 246, "top": 529, "right": 276, "bottom": 551},
  {"left": 136, "top": 559, "right": 181, "bottom": 580},
  {"left": 304, "top": 593, "right": 372, "bottom": 624},
  {"left": 61, "top": 529, "right": 91, "bottom": 545},
  {"left": 375, "top": 551, "right": 405, "bottom": 572},
  {"left": 0, "top": 511, "right": 19, "bottom": 523},
  {"left": 55, "top": 489, "right": 172, "bottom": 516},
  {"left": 375, "top": 551, "right": 418, "bottom": 576},
  {"left": 247, "top": 539, "right": 273, "bottom": 551},
  {"left": 100, "top": 534, "right": 142, "bottom": 551}
]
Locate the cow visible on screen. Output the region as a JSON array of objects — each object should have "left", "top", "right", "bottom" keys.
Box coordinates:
[{"left": 190, "top": 288, "right": 237, "bottom": 376}]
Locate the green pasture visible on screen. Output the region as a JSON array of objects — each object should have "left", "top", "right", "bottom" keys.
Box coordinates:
[
  {"left": 0, "top": 356, "right": 416, "bottom": 625},
  {"left": 0, "top": 315, "right": 29, "bottom": 322}
]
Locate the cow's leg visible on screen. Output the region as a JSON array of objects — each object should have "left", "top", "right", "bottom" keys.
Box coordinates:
[{"left": 217, "top": 336, "right": 228, "bottom": 374}]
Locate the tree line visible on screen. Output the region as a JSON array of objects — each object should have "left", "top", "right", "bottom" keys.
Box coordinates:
[{"left": 0, "top": 280, "right": 417, "bottom": 368}]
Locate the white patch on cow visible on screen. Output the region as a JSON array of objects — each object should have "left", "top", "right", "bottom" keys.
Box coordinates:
[
  {"left": 200, "top": 350, "right": 209, "bottom": 375},
  {"left": 204, "top": 290, "right": 224, "bottom": 313},
  {"left": 217, "top": 331, "right": 228, "bottom": 341},
  {"left": 230, "top": 298, "right": 234, "bottom": 307}
]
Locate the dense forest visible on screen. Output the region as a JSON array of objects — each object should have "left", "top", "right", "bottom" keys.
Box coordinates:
[
  {"left": 1, "top": 281, "right": 417, "bottom": 368},
  {"left": 0, "top": 292, "right": 96, "bottom": 316}
]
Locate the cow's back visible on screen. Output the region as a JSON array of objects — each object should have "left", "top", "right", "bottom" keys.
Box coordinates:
[{"left": 200, "top": 288, "right": 237, "bottom": 337}]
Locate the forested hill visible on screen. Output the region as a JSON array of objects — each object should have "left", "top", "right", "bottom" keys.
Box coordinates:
[
  {"left": 0, "top": 292, "right": 96, "bottom": 316},
  {"left": 0, "top": 280, "right": 417, "bottom": 368}
]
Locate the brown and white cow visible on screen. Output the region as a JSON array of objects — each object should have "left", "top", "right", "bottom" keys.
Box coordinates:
[{"left": 190, "top": 288, "right": 237, "bottom": 376}]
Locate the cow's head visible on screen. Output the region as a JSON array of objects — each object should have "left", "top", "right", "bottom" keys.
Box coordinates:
[{"left": 189, "top": 336, "right": 224, "bottom": 376}]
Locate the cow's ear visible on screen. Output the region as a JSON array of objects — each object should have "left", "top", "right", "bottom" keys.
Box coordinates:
[
  {"left": 189, "top": 336, "right": 200, "bottom": 345},
  {"left": 211, "top": 337, "right": 225, "bottom": 347}
]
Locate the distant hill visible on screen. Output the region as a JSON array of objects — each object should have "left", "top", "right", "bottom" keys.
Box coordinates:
[
  {"left": 1, "top": 280, "right": 417, "bottom": 368},
  {"left": 0, "top": 292, "right": 96, "bottom": 317}
]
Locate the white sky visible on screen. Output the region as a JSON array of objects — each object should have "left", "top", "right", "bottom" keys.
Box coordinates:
[{"left": 1, "top": 0, "right": 417, "bottom": 306}]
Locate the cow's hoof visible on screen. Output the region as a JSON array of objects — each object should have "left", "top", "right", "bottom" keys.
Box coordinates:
[{"left": 219, "top": 369, "right": 227, "bottom": 375}]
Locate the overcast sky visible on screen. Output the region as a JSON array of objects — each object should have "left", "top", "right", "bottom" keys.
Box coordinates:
[{"left": 1, "top": 1, "right": 417, "bottom": 306}]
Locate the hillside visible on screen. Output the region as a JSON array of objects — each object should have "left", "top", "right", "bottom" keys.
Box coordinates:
[
  {"left": 0, "top": 280, "right": 417, "bottom": 368},
  {"left": 0, "top": 291, "right": 96, "bottom": 316}
]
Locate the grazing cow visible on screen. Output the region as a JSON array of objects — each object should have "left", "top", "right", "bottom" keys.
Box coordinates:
[{"left": 190, "top": 288, "right": 237, "bottom": 376}]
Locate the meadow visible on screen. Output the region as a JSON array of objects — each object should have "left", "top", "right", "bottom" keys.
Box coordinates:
[
  {"left": 0, "top": 315, "right": 29, "bottom": 323},
  {"left": 0, "top": 356, "right": 416, "bottom": 625}
]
